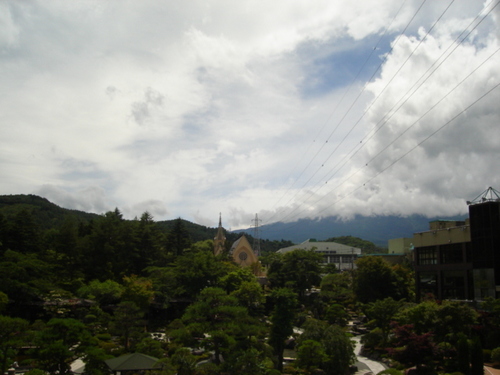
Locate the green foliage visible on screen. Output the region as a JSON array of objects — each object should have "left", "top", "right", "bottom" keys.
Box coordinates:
[
  {"left": 0, "top": 315, "right": 29, "bottom": 375},
  {"left": 269, "top": 288, "right": 298, "bottom": 372},
  {"left": 165, "top": 218, "right": 192, "bottom": 257},
  {"left": 121, "top": 275, "right": 155, "bottom": 311},
  {"left": 457, "top": 335, "right": 470, "bottom": 375},
  {"left": 320, "top": 271, "right": 354, "bottom": 304},
  {"left": 23, "top": 370, "right": 47, "bottom": 375},
  {"left": 170, "top": 347, "right": 198, "bottom": 375},
  {"left": 491, "top": 347, "right": 500, "bottom": 363},
  {"left": 181, "top": 287, "right": 263, "bottom": 366},
  {"left": 298, "top": 319, "right": 355, "bottom": 375},
  {"left": 365, "top": 297, "right": 404, "bottom": 346},
  {"left": 0, "top": 292, "right": 8, "bottom": 313},
  {"left": 267, "top": 249, "right": 323, "bottom": 299},
  {"left": 231, "top": 280, "right": 266, "bottom": 316},
  {"left": 172, "top": 241, "right": 232, "bottom": 298},
  {"left": 396, "top": 300, "right": 478, "bottom": 343},
  {"left": 324, "top": 304, "right": 349, "bottom": 326},
  {"left": 77, "top": 279, "right": 123, "bottom": 306},
  {"left": 470, "top": 336, "right": 483, "bottom": 375},
  {"left": 219, "top": 267, "right": 256, "bottom": 293},
  {"left": 33, "top": 318, "right": 93, "bottom": 375},
  {"left": 296, "top": 339, "right": 327, "bottom": 372},
  {"left": 110, "top": 301, "right": 146, "bottom": 351},
  {"left": 354, "top": 256, "right": 399, "bottom": 303},
  {"left": 136, "top": 337, "right": 165, "bottom": 358},
  {"left": 377, "top": 369, "right": 405, "bottom": 375}
]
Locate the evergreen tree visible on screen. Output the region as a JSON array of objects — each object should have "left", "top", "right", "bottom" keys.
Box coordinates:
[
  {"left": 166, "top": 218, "right": 192, "bottom": 258},
  {"left": 470, "top": 336, "right": 483, "bottom": 375},
  {"left": 268, "top": 288, "right": 298, "bottom": 372}
]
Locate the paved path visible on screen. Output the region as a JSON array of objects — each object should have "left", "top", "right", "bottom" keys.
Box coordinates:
[{"left": 352, "top": 336, "right": 387, "bottom": 375}]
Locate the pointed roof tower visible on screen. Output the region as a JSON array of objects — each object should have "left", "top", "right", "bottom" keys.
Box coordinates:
[{"left": 214, "top": 213, "right": 226, "bottom": 256}]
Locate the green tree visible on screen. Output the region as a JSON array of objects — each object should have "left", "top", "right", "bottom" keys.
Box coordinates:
[
  {"left": 364, "top": 297, "right": 404, "bottom": 346},
  {"left": 491, "top": 347, "right": 500, "bottom": 364},
  {"left": 296, "top": 339, "right": 327, "bottom": 373},
  {"left": 320, "top": 271, "right": 354, "bottom": 304},
  {"left": 136, "top": 336, "right": 165, "bottom": 358},
  {"left": 396, "top": 300, "right": 439, "bottom": 335},
  {"left": 226, "top": 347, "right": 268, "bottom": 375},
  {"left": 166, "top": 218, "right": 192, "bottom": 258},
  {"left": 354, "top": 256, "right": 399, "bottom": 303},
  {"left": 111, "top": 301, "right": 145, "bottom": 351},
  {"left": 268, "top": 249, "right": 323, "bottom": 300},
  {"left": 470, "top": 336, "right": 483, "bottom": 375},
  {"left": 325, "top": 303, "right": 349, "bottom": 326},
  {"left": 434, "top": 301, "right": 478, "bottom": 343},
  {"left": 77, "top": 279, "right": 123, "bottom": 306},
  {"left": 298, "top": 319, "right": 355, "bottom": 375},
  {"left": 121, "top": 275, "right": 155, "bottom": 311},
  {"left": 0, "top": 315, "right": 29, "bottom": 375},
  {"left": 171, "top": 347, "right": 198, "bottom": 375},
  {"left": 0, "top": 250, "right": 54, "bottom": 316},
  {"left": 135, "top": 211, "right": 165, "bottom": 270},
  {"left": 172, "top": 241, "right": 231, "bottom": 298},
  {"left": 181, "top": 287, "right": 262, "bottom": 365},
  {"left": 82, "top": 345, "right": 112, "bottom": 375},
  {"left": 231, "top": 280, "right": 265, "bottom": 317},
  {"left": 392, "top": 264, "right": 415, "bottom": 302},
  {"left": 5, "top": 209, "right": 41, "bottom": 254},
  {"left": 457, "top": 334, "right": 470, "bottom": 375},
  {"left": 321, "top": 325, "right": 356, "bottom": 375},
  {"left": 268, "top": 288, "right": 298, "bottom": 372},
  {"left": 219, "top": 267, "right": 255, "bottom": 293},
  {"left": 33, "top": 318, "right": 93, "bottom": 375}
]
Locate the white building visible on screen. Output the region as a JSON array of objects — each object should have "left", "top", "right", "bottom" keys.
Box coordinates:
[{"left": 277, "top": 239, "right": 361, "bottom": 270}]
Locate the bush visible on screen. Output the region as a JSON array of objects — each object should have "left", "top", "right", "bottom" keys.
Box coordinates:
[
  {"left": 491, "top": 347, "right": 500, "bottom": 364},
  {"left": 377, "top": 369, "right": 404, "bottom": 375}
]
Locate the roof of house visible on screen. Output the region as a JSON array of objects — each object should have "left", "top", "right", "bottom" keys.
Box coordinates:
[
  {"left": 105, "top": 353, "right": 160, "bottom": 371},
  {"left": 277, "top": 239, "right": 361, "bottom": 254}
]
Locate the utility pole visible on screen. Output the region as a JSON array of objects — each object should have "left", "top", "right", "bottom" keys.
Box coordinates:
[{"left": 252, "top": 213, "right": 262, "bottom": 256}]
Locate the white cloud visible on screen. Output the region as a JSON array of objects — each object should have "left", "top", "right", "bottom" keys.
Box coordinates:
[{"left": 0, "top": 0, "right": 498, "bottom": 231}]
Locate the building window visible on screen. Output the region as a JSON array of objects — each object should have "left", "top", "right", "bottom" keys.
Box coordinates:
[
  {"left": 440, "top": 243, "right": 464, "bottom": 264},
  {"left": 417, "top": 246, "right": 438, "bottom": 265},
  {"left": 419, "top": 272, "right": 438, "bottom": 298},
  {"left": 442, "top": 270, "right": 466, "bottom": 299}
]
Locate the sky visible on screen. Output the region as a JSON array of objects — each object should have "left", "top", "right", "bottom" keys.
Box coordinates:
[{"left": 1, "top": 0, "right": 499, "bottom": 230}]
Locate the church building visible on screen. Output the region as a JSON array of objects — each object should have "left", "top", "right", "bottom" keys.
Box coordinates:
[{"left": 213, "top": 214, "right": 259, "bottom": 269}]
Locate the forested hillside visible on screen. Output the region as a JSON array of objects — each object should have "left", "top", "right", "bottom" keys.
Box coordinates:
[{"left": 0, "top": 195, "right": 498, "bottom": 375}]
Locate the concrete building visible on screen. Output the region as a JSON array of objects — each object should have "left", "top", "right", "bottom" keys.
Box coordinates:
[
  {"left": 277, "top": 239, "right": 361, "bottom": 270},
  {"left": 413, "top": 187, "right": 500, "bottom": 301}
]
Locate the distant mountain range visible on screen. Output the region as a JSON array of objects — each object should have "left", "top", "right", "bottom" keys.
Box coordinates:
[
  {"left": 0, "top": 194, "right": 468, "bottom": 248},
  {"left": 234, "top": 213, "right": 469, "bottom": 247}
]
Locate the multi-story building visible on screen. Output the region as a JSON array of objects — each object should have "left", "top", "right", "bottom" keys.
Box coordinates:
[
  {"left": 277, "top": 239, "right": 361, "bottom": 270},
  {"left": 413, "top": 187, "right": 500, "bottom": 301}
]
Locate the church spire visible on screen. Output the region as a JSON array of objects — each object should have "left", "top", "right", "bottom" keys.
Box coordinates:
[{"left": 214, "top": 213, "right": 226, "bottom": 256}]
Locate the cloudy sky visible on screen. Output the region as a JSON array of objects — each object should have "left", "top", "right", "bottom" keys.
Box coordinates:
[{"left": 1, "top": 0, "right": 499, "bottom": 230}]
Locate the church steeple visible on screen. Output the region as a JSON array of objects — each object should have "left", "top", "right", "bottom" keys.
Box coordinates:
[{"left": 214, "top": 213, "right": 226, "bottom": 256}]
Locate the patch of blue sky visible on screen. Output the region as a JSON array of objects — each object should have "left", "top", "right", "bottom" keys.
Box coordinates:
[{"left": 297, "top": 33, "right": 395, "bottom": 98}]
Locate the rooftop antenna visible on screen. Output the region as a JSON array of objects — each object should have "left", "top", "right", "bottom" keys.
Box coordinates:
[
  {"left": 467, "top": 186, "right": 500, "bottom": 205},
  {"left": 252, "top": 213, "right": 262, "bottom": 256}
]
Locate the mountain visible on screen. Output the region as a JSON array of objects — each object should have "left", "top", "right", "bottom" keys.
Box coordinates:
[
  {"left": 234, "top": 213, "right": 469, "bottom": 247},
  {"left": 0, "top": 194, "right": 100, "bottom": 230},
  {"left": 0, "top": 194, "right": 468, "bottom": 248}
]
